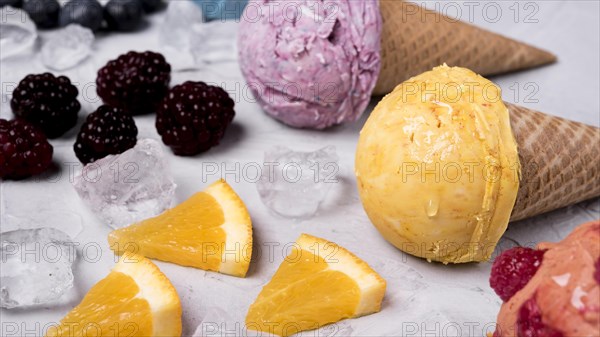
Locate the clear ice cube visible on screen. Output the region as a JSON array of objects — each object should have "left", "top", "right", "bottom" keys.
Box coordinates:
[
  {"left": 0, "top": 6, "right": 37, "bottom": 60},
  {"left": 190, "top": 21, "right": 238, "bottom": 66},
  {"left": 0, "top": 228, "right": 76, "bottom": 309},
  {"left": 158, "top": 0, "right": 204, "bottom": 70},
  {"left": 41, "top": 24, "right": 94, "bottom": 71},
  {"left": 257, "top": 146, "right": 339, "bottom": 218},
  {"left": 72, "top": 139, "right": 177, "bottom": 229},
  {"left": 158, "top": 1, "right": 237, "bottom": 71}
]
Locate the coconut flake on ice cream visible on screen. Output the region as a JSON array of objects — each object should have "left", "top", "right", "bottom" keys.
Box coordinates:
[{"left": 238, "top": 0, "right": 382, "bottom": 129}]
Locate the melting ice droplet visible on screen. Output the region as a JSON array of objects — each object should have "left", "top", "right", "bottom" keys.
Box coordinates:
[{"left": 426, "top": 198, "right": 439, "bottom": 218}]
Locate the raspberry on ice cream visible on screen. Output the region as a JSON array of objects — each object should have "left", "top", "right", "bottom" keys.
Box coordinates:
[
  {"left": 10, "top": 73, "right": 80, "bottom": 138},
  {"left": 493, "top": 220, "right": 600, "bottom": 337},
  {"left": 96, "top": 51, "right": 171, "bottom": 115},
  {"left": 74, "top": 105, "right": 138, "bottom": 164},
  {"left": 515, "top": 298, "right": 564, "bottom": 337},
  {"left": 0, "top": 119, "right": 53, "bottom": 180},
  {"left": 156, "top": 81, "right": 234, "bottom": 156},
  {"left": 490, "top": 247, "right": 545, "bottom": 302}
]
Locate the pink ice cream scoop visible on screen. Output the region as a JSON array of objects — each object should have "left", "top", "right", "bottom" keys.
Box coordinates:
[{"left": 238, "top": 0, "right": 382, "bottom": 129}]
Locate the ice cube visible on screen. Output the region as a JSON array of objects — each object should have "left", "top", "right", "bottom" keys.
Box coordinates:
[
  {"left": 257, "top": 146, "right": 339, "bottom": 218},
  {"left": 0, "top": 6, "right": 37, "bottom": 60},
  {"left": 72, "top": 139, "right": 177, "bottom": 229},
  {"left": 189, "top": 21, "right": 238, "bottom": 66},
  {"left": 0, "top": 228, "right": 76, "bottom": 309},
  {"left": 40, "top": 24, "right": 94, "bottom": 71},
  {"left": 158, "top": 0, "right": 203, "bottom": 70},
  {"left": 159, "top": 0, "right": 204, "bottom": 50},
  {"left": 158, "top": 1, "right": 237, "bottom": 71}
]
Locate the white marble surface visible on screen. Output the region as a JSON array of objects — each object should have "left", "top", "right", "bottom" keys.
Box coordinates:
[{"left": 1, "top": 1, "right": 599, "bottom": 336}]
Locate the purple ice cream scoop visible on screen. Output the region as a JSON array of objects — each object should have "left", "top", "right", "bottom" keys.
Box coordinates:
[{"left": 238, "top": 0, "right": 382, "bottom": 129}]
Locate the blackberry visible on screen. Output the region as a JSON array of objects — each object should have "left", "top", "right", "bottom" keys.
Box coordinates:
[
  {"left": 156, "top": 81, "right": 235, "bottom": 156},
  {"left": 22, "top": 0, "right": 60, "bottom": 28},
  {"left": 74, "top": 105, "right": 138, "bottom": 164},
  {"left": 0, "top": 119, "right": 53, "bottom": 180},
  {"left": 11, "top": 73, "right": 80, "bottom": 139},
  {"left": 59, "top": 0, "right": 103, "bottom": 32},
  {"left": 490, "top": 247, "right": 545, "bottom": 302},
  {"left": 96, "top": 51, "right": 171, "bottom": 115},
  {"left": 104, "top": 0, "right": 143, "bottom": 32}
]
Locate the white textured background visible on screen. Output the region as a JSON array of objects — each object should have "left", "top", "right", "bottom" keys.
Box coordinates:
[{"left": 1, "top": 1, "right": 599, "bottom": 336}]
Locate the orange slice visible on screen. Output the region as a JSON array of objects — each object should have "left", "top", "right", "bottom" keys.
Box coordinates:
[
  {"left": 46, "top": 254, "right": 181, "bottom": 337},
  {"left": 108, "top": 179, "right": 252, "bottom": 277},
  {"left": 246, "top": 234, "right": 386, "bottom": 336}
]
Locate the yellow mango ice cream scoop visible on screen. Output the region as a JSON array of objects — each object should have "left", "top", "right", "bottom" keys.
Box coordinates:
[{"left": 355, "top": 65, "right": 600, "bottom": 263}]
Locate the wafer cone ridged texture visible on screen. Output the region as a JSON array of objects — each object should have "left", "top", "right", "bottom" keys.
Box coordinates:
[
  {"left": 508, "top": 103, "right": 600, "bottom": 221},
  {"left": 373, "top": 0, "right": 557, "bottom": 95}
]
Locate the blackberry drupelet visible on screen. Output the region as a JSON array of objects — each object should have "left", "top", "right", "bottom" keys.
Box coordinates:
[
  {"left": 96, "top": 51, "right": 171, "bottom": 115},
  {"left": 156, "top": 81, "right": 235, "bottom": 156},
  {"left": 74, "top": 105, "right": 138, "bottom": 164},
  {"left": 0, "top": 119, "right": 53, "bottom": 180},
  {"left": 11, "top": 73, "right": 80, "bottom": 138}
]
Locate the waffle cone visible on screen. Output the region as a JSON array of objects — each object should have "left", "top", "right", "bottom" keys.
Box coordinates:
[
  {"left": 373, "top": 0, "right": 557, "bottom": 95},
  {"left": 507, "top": 103, "right": 600, "bottom": 221}
]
